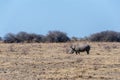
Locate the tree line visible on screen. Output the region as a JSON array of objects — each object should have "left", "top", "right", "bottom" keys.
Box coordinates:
[
  {"left": 0, "top": 30, "right": 120, "bottom": 43},
  {"left": 2, "top": 31, "right": 70, "bottom": 43},
  {"left": 88, "top": 30, "right": 120, "bottom": 42}
]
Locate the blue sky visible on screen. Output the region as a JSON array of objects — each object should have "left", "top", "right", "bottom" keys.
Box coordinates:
[{"left": 0, "top": 0, "right": 120, "bottom": 37}]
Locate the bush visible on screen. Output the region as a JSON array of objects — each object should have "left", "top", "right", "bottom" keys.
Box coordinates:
[
  {"left": 0, "top": 37, "right": 2, "bottom": 41},
  {"left": 46, "top": 31, "right": 70, "bottom": 42},
  {"left": 88, "top": 30, "right": 120, "bottom": 42},
  {"left": 16, "top": 32, "right": 29, "bottom": 42},
  {"left": 3, "top": 31, "right": 70, "bottom": 43},
  {"left": 4, "top": 33, "right": 17, "bottom": 43},
  {"left": 71, "top": 37, "right": 79, "bottom": 41},
  {"left": 27, "top": 33, "right": 45, "bottom": 43}
]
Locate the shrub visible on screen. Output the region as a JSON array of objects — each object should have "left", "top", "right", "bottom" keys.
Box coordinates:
[
  {"left": 4, "top": 33, "right": 17, "bottom": 43},
  {"left": 88, "top": 30, "right": 120, "bottom": 42},
  {"left": 46, "top": 31, "right": 70, "bottom": 42},
  {"left": 71, "top": 36, "right": 79, "bottom": 41},
  {"left": 3, "top": 31, "right": 70, "bottom": 43},
  {"left": 27, "top": 33, "right": 45, "bottom": 43},
  {"left": 0, "top": 37, "right": 2, "bottom": 41},
  {"left": 16, "top": 32, "right": 29, "bottom": 42}
]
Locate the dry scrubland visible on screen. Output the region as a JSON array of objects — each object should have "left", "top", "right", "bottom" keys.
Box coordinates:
[{"left": 0, "top": 42, "right": 120, "bottom": 80}]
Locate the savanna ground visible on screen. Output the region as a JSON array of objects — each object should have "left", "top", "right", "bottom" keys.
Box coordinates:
[{"left": 0, "top": 42, "right": 120, "bottom": 80}]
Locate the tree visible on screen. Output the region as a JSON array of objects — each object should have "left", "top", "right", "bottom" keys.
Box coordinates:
[
  {"left": 4, "top": 33, "right": 17, "bottom": 43},
  {"left": 46, "top": 31, "right": 70, "bottom": 42},
  {"left": 16, "top": 32, "right": 29, "bottom": 42},
  {"left": 88, "top": 30, "right": 120, "bottom": 42}
]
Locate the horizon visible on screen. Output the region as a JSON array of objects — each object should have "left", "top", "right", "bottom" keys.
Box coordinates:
[
  {"left": 0, "top": 30, "right": 120, "bottom": 39},
  {"left": 0, "top": 0, "right": 120, "bottom": 38}
]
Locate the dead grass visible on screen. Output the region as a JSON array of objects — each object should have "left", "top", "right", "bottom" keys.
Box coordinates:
[{"left": 0, "top": 42, "right": 120, "bottom": 80}]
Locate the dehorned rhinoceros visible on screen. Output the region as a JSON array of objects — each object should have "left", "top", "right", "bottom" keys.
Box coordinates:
[{"left": 70, "top": 44, "right": 91, "bottom": 55}]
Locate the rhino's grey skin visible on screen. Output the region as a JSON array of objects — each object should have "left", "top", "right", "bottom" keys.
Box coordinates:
[{"left": 70, "top": 44, "right": 90, "bottom": 55}]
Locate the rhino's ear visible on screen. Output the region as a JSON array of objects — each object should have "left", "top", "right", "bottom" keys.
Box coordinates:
[
  {"left": 70, "top": 45, "right": 75, "bottom": 51},
  {"left": 70, "top": 45, "right": 73, "bottom": 49}
]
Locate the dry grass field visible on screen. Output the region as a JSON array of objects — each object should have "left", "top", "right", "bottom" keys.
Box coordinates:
[{"left": 0, "top": 42, "right": 120, "bottom": 80}]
